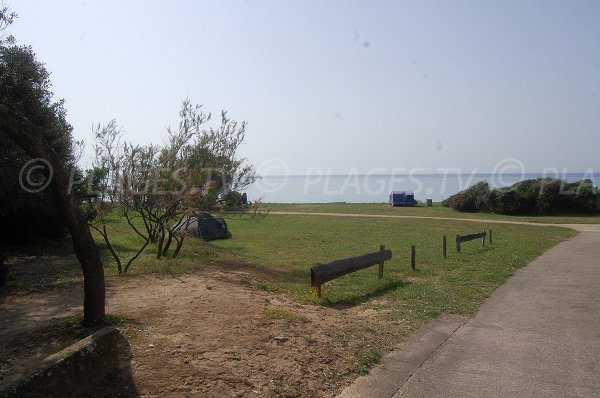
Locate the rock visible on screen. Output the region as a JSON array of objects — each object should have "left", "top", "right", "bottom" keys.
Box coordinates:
[{"left": 273, "top": 336, "right": 288, "bottom": 342}]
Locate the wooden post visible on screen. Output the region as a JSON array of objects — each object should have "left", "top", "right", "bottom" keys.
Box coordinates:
[
  {"left": 443, "top": 236, "right": 447, "bottom": 258},
  {"left": 411, "top": 246, "right": 416, "bottom": 270},
  {"left": 489, "top": 229, "right": 493, "bottom": 244},
  {"left": 456, "top": 235, "right": 461, "bottom": 253},
  {"left": 315, "top": 262, "right": 322, "bottom": 297},
  {"left": 378, "top": 245, "right": 385, "bottom": 279},
  {"left": 482, "top": 231, "right": 485, "bottom": 246}
]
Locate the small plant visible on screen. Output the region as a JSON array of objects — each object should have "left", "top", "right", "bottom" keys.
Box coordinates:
[
  {"left": 60, "top": 313, "right": 128, "bottom": 329},
  {"left": 258, "top": 282, "right": 283, "bottom": 293},
  {"left": 103, "top": 313, "right": 129, "bottom": 326},
  {"left": 303, "top": 287, "right": 323, "bottom": 304},
  {"left": 265, "top": 308, "right": 300, "bottom": 322},
  {"left": 356, "top": 346, "right": 382, "bottom": 374},
  {"left": 59, "top": 314, "right": 85, "bottom": 328}
]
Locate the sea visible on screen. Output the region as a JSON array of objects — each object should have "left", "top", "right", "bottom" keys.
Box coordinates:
[{"left": 245, "top": 172, "right": 600, "bottom": 203}]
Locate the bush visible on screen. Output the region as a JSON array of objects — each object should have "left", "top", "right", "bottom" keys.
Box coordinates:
[
  {"left": 444, "top": 178, "right": 600, "bottom": 215},
  {"left": 442, "top": 181, "right": 491, "bottom": 212}
]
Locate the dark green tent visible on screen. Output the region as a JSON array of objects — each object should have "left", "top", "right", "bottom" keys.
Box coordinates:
[{"left": 174, "top": 212, "right": 232, "bottom": 241}]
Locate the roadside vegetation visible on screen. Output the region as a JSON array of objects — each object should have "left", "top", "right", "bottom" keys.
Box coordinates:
[{"left": 443, "top": 179, "right": 600, "bottom": 215}]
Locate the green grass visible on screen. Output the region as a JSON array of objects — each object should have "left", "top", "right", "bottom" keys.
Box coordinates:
[
  {"left": 265, "top": 307, "right": 302, "bottom": 322},
  {"left": 58, "top": 313, "right": 129, "bottom": 338},
  {"left": 356, "top": 346, "right": 382, "bottom": 374},
  {"left": 265, "top": 202, "right": 600, "bottom": 224},
  {"left": 60, "top": 313, "right": 129, "bottom": 328},
  {"left": 31, "top": 208, "right": 576, "bottom": 343},
  {"left": 12, "top": 208, "right": 579, "bottom": 373},
  {"left": 19, "top": 209, "right": 575, "bottom": 336},
  {"left": 212, "top": 214, "right": 575, "bottom": 331},
  {"left": 90, "top": 212, "right": 218, "bottom": 276}
]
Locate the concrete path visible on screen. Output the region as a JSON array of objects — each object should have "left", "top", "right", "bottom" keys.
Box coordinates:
[{"left": 337, "top": 223, "right": 600, "bottom": 397}]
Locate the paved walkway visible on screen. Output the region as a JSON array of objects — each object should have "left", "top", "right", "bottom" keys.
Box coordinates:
[{"left": 334, "top": 221, "right": 600, "bottom": 397}]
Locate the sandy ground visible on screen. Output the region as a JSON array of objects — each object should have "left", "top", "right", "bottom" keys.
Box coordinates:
[{"left": 0, "top": 256, "right": 405, "bottom": 397}]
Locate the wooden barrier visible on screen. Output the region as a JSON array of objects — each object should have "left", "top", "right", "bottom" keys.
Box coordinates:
[
  {"left": 456, "top": 231, "right": 487, "bottom": 253},
  {"left": 310, "top": 245, "right": 392, "bottom": 297}
]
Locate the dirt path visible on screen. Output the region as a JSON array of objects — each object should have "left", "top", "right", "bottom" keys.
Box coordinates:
[
  {"left": 269, "top": 211, "right": 600, "bottom": 232},
  {"left": 1, "top": 262, "right": 405, "bottom": 397}
]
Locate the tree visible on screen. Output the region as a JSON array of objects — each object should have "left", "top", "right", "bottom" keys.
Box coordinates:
[
  {"left": 89, "top": 99, "right": 256, "bottom": 272},
  {"left": 0, "top": 11, "right": 82, "bottom": 242},
  {"left": 0, "top": 105, "right": 106, "bottom": 325},
  {"left": 0, "top": 6, "right": 105, "bottom": 325}
]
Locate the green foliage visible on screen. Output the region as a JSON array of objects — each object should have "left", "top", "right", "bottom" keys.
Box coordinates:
[
  {"left": 444, "top": 179, "right": 600, "bottom": 215},
  {"left": 442, "top": 181, "right": 491, "bottom": 212},
  {"left": 0, "top": 12, "right": 80, "bottom": 244},
  {"left": 88, "top": 99, "right": 256, "bottom": 272},
  {"left": 356, "top": 346, "right": 381, "bottom": 374},
  {"left": 223, "top": 190, "right": 243, "bottom": 209}
]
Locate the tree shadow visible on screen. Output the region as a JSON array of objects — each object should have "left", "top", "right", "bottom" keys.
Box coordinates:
[{"left": 83, "top": 331, "right": 139, "bottom": 397}]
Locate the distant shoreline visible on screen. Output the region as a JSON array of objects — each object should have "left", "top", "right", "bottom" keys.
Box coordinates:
[{"left": 256, "top": 172, "right": 600, "bottom": 179}]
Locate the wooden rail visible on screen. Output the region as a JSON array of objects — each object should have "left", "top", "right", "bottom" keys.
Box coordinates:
[
  {"left": 310, "top": 245, "right": 392, "bottom": 297},
  {"left": 456, "top": 231, "right": 487, "bottom": 252}
]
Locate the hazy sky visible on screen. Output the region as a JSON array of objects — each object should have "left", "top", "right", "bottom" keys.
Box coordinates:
[{"left": 7, "top": 0, "right": 600, "bottom": 175}]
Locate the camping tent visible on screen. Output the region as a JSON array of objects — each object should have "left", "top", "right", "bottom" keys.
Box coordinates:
[{"left": 174, "top": 212, "right": 232, "bottom": 241}]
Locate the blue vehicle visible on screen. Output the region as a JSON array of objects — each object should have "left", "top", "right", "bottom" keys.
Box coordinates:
[{"left": 389, "top": 191, "right": 417, "bottom": 207}]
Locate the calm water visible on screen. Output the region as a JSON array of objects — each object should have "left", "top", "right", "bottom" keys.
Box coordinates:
[{"left": 245, "top": 173, "right": 600, "bottom": 203}]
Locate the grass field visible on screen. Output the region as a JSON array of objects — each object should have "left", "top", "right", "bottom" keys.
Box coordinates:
[
  {"left": 86, "top": 211, "right": 575, "bottom": 330},
  {"left": 211, "top": 213, "right": 575, "bottom": 331},
  {"left": 265, "top": 202, "right": 600, "bottom": 224},
  {"left": 10, "top": 209, "right": 578, "bottom": 352}
]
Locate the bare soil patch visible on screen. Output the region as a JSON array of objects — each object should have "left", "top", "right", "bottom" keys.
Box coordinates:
[{"left": 1, "top": 257, "right": 407, "bottom": 397}]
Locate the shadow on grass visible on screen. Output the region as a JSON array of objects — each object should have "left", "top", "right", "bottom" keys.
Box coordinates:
[
  {"left": 2, "top": 236, "right": 74, "bottom": 257},
  {"left": 324, "top": 279, "right": 409, "bottom": 309},
  {"left": 94, "top": 240, "right": 148, "bottom": 255}
]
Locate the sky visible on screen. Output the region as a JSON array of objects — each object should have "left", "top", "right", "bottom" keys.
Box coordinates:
[{"left": 6, "top": 0, "right": 600, "bottom": 175}]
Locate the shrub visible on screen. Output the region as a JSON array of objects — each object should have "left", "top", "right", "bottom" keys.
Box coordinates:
[
  {"left": 445, "top": 178, "right": 600, "bottom": 215},
  {"left": 442, "top": 181, "right": 490, "bottom": 212}
]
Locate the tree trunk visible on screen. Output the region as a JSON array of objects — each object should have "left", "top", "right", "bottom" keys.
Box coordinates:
[{"left": 0, "top": 105, "right": 106, "bottom": 325}]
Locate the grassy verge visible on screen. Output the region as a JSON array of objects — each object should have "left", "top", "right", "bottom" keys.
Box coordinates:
[{"left": 265, "top": 202, "right": 600, "bottom": 224}]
